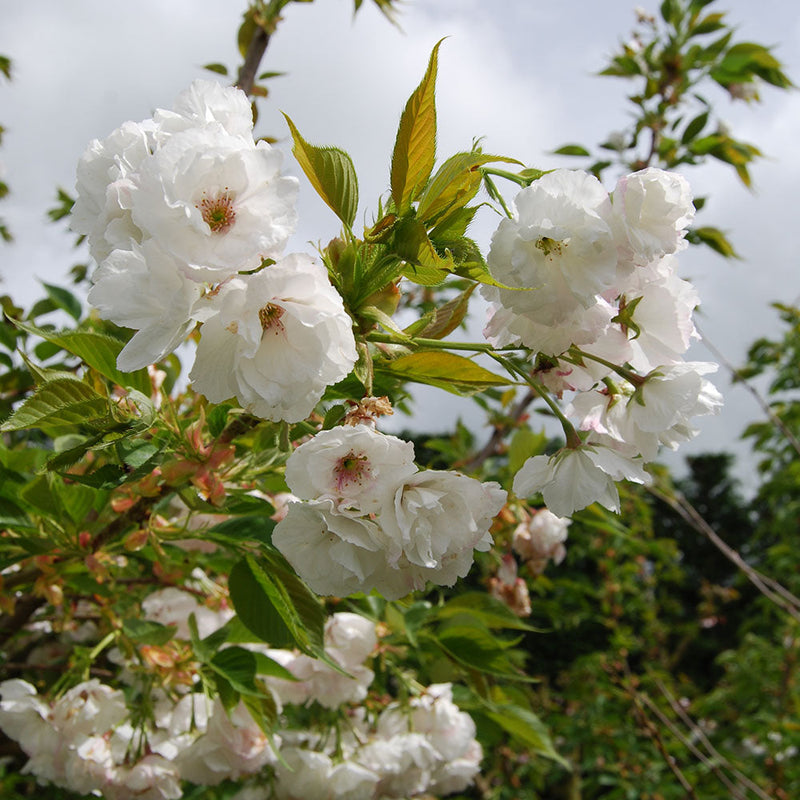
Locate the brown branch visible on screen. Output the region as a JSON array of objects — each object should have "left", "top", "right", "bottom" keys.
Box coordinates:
[
  {"left": 235, "top": 26, "right": 271, "bottom": 97},
  {"left": 465, "top": 389, "right": 536, "bottom": 472},
  {"left": 0, "top": 594, "right": 44, "bottom": 649}
]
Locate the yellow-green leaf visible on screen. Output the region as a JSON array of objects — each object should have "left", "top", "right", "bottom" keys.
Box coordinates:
[
  {"left": 283, "top": 114, "right": 359, "bottom": 227},
  {"left": 393, "top": 217, "right": 454, "bottom": 286},
  {"left": 416, "top": 152, "right": 522, "bottom": 225},
  {"left": 391, "top": 40, "right": 443, "bottom": 212},
  {"left": 381, "top": 351, "right": 511, "bottom": 395}
]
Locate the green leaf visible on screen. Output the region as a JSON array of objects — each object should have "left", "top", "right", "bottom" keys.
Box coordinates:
[
  {"left": 41, "top": 283, "right": 82, "bottom": 321},
  {"left": 687, "top": 225, "right": 739, "bottom": 258},
  {"left": 434, "top": 624, "right": 530, "bottom": 679},
  {"left": 203, "top": 62, "right": 229, "bottom": 76},
  {"left": 9, "top": 318, "right": 151, "bottom": 395},
  {"left": 416, "top": 152, "right": 521, "bottom": 225},
  {"left": 204, "top": 515, "right": 276, "bottom": 547},
  {"left": 207, "top": 404, "right": 232, "bottom": 438},
  {"left": 283, "top": 114, "right": 359, "bottom": 227},
  {"left": 433, "top": 592, "right": 541, "bottom": 632},
  {"left": 391, "top": 40, "right": 443, "bottom": 212},
  {"left": 393, "top": 217, "right": 454, "bottom": 286},
  {"left": 0, "top": 377, "right": 109, "bottom": 433},
  {"left": 229, "top": 555, "right": 326, "bottom": 657},
  {"left": 381, "top": 352, "right": 511, "bottom": 395},
  {"left": 508, "top": 426, "right": 548, "bottom": 474},
  {"left": 689, "top": 11, "right": 726, "bottom": 37},
  {"left": 553, "top": 144, "right": 591, "bottom": 157},
  {"left": 681, "top": 110, "right": 709, "bottom": 144},
  {"left": 484, "top": 702, "right": 568, "bottom": 767},
  {"left": 123, "top": 619, "right": 177, "bottom": 646},
  {"left": 209, "top": 647, "right": 261, "bottom": 695}
]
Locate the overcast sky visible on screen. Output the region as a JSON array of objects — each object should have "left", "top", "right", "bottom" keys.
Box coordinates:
[{"left": 1, "top": 0, "right": 799, "bottom": 490}]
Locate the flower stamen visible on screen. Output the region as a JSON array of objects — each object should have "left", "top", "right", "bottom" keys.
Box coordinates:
[
  {"left": 259, "top": 303, "right": 285, "bottom": 335},
  {"left": 197, "top": 189, "right": 237, "bottom": 234},
  {"left": 334, "top": 451, "right": 372, "bottom": 492}
]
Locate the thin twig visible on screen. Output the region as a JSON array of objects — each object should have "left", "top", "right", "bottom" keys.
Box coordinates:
[
  {"left": 655, "top": 679, "right": 776, "bottom": 800},
  {"left": 648, "top": 483, "right": 800, "bottom": 624},
  {"left": 639, "top": 693, "right": 747, "bottom": 800},
  {"left": 696, "top": 322, "right": 800, "bottom": 461}
]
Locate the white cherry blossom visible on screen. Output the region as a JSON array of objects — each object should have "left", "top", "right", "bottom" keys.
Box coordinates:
[
  {"left": 87, "top": 239, "right": 204, "bottom": 371},
  {"left": 514, "top": 442, "right": 649, "bottom": 517},
  {"left": 190, "top": 254, "right": 357, "bottom": 422},
  {"left": 284, "top": 424, "right": 417, "bottom": 515},
  {"left": 131, "top": 124, "right": 298, "bottom": 279}
]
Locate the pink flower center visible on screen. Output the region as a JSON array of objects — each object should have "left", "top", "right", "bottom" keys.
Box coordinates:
[
  {"left": 259, "top": 303, "right": 285, "bottom": 335},
  {"left": 334, "top": 451, "right": 372, "bottom": 492},
  {"left": 197, "top": 189, "right": 236, "bottom": 234}
]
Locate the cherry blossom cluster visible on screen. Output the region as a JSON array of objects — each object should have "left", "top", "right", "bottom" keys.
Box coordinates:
[
  {"left": 0, "top": 605, "right": 481, "bottom": 800},
  {"left": 483, "top": 168, "right": 722, "bottom": 516},
  {"left": 73, "top": 80, "right": 357, "bottom": 422},
  {"left": 272, "top": 423, "right": 507, "bottom": 599}
]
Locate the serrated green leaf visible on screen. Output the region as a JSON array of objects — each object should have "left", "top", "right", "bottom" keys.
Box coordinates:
[
  {"left": 41, "top": 283, "right": 82, "bottom": 321},
  {"left": 205, "top": 515, "right": 276, "bottom": 547},
  {"left": 8, "top": 318, "right": 151, "bottom": 395},
  {"left": 381, "top": 352, "right": 511, "bottom": 396},
  {"left": 434, "top": 592, "right": 541, "bottom": 631},
  {"left": 0, "top": 377, "right": 108, "bottom": 433},
  {"left": 391, "top": 40, "right": 443, "bottom": 212},
  {"left": 123, "top": 618, "right": 177, "bottom": 646},
  {"left": 229, "top": 555, "right": 326, "bottom": 657},
  {"left": 484, "top": 703, "right": 568, "bottom": 767},
  {"left": 283, "top": 114, "right": 359, "bottom": 227},
  {"left": 434, "top": 624, "right": 531, "bottom": 679},
  {"left": 393, "top": 217, "right": 454, "bottom": 286},
  {"left": 416, "top": 152, "right": 521, "bottom": 225},
  {"left": 209, "top": 647, "right": 261, "bottom": 695}
]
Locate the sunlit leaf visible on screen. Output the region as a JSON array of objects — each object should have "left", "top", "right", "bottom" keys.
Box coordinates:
[
  {"left": 391, "top": 40, "right": 443, "bottom": 212},
  {"left": 381, "top": 351, "right": 511, "bottom": 395},
  {"left": 283, "top": 114, "right": 359, "bottom": 227}
]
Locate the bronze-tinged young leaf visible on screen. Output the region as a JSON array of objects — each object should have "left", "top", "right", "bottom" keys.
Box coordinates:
[
  {"left": 381, "top": 351, "right": 511, "bottom": 396},
  {"left": 391, "top": 40, "right": 443, "bottom": 212},
  {"left": 283, "top": 114, "right": 359, "bottom": 227},
  {"left": 404, "top": 285, "right": 475, "bottom": 340},
  {"left": 416, "top": 152, "right": 522, "bottom": 225},
  {"left": 0, "top": 377, "right": 108, "bottom": 433}
]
